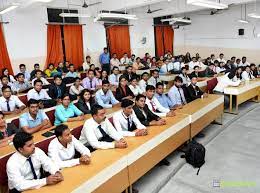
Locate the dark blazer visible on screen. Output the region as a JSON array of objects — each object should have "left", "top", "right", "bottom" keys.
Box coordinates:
[
  {"left": 0, "top": 123, "right": 19, "bottom": 140},
  {"left": 48, "top": 83, "right": 67, "bottom": 100},
  {"left": 187, "top": 84, "right": 204, "bottom": 102},
  {"left": 133, "top": 104, "right": 160, "bottom": 126},
  {"left": 76, "top": 98, "right": 95, "bottom": 114},
  {"left": 204, "top": 67, "right": 216, "bottom": 77},
  {"left": 189, "top": 71, "right": 204, "bottom": 78},
  {"left": 122, "top": 72, "right": 139, "bottom": 81},
  {"left": 115, "top": 85, "right": 135, "bottom": 101}
]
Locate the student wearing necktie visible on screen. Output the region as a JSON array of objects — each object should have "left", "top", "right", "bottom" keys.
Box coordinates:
[
  {"left": 7, "top": 132, "right": 63, "bottom": 193},
  {"left": 148, "top": 69, "right": 162, "bottom": 87},
  {"left": 187, "top": 75, "right": 207, "bottom": 102},
  {"left": 82, "top": 70, "right": 99, "bottom": 91},
  {"left": 168, "top": 76, "right": 187, "bottom": 108},
  {"left": 113, "top": 99, "right": 147, "bottom": 137},
  {"left": 241, "top": 65, "right": 255, "bottom": 81},
  {"left": 108, "top": 66, "right": 120, "bottom": 86}
]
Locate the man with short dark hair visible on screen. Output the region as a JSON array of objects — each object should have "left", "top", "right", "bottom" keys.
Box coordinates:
[
  {"left": 7, "top": 131, "right": 63, "bottom": 192},
  {"left": 32, "top": 70, "right": 50, "bottom": 86},
  {"left": 82, "top": 70, "right": 100, "bottom": 91},
  {"left": 48, "top": 124, "right": 91, "bottom": 169},
  {"left": 12, "top": 73, "right": 31, "bottom": 93},
  {"left": 122, "top": 65, "right": 138, "bottom": 82},
  {"left": 65, "top": 64, "right": 78, "bottom": 78},
  {"left": 168, "top": 76, "right": 187, "bottom": 108},
  {"left": 48, "top": 75, "right": 67, "bottom": 102},
  {"left": 148, "top": 69, "right": 161, "bottom": 87},
  {"left": 0, "top": 86, "right": 26, "bottom": 115},
  {"left": 30, "top": 63, "right": 44, "bottom": 80},
  {"left": 80, "top": 104, "right": 127, "bottom": 150},
  {"left": 99, "top": 47, "right": 110, "bottom": 74},
  {"left": 19, "top": 99, "right": 52, "bottom": 134},
  {"left": 155, "top": 82, "right": 174, "bottom": 109},
  {"left": 18, "top": 64, "right": 30, "bottom": 81},
  {"left": 187, "top": 75, "right": 207, "bottom": 102},
  {"left": 108, "top": 66, "right": 120, "bottom": 86},
  {"left": 110, "top": 53, "right": 120, "bottom": 69}
]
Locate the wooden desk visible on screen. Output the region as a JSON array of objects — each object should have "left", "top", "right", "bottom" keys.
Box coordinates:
[
  {"left": 136, "top": 69, "right": 150, "bottom": 75},
  {"left": 176, "top": 94, "right": 224, "bottom": 138},
  {"left": 160, "top": 74, "right": 177, "bottom": 82},
  {"left": 126, "top": 114, "right": 190, "bottom": 185},
  {"left": 224, "top": 79, "right": 260, "bottom": 113}
]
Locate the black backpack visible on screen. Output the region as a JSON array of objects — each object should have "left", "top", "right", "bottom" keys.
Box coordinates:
[{"left": 181, "top": 140, "right": 206, "bottom": 175}]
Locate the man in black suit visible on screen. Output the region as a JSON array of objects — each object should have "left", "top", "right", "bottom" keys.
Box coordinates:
[
  {"left": 187, "top": 75, "right": 207, "bottom": 102},
  {"left": 122, "top": 66, "right": 139, "bottom": 81},
  {"left": 48, "top": 75, "right": 67, "bottom": 103}
]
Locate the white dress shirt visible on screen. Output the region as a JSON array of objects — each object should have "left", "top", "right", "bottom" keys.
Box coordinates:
[
  {"left": 27, "top": 88, "right": 51, "bottom": 101},
  {"left": 146, "top": 97, "right": 170, "bottom": 117},
  {"left": 80, "top": 118, "right": 123, "bottom": 149},
  {"left": 32, "top": 78, "right": 50, "bottom": 86},
  {"left": 138, "top": 79, "right": 148, "bottom": 93},
  {"left": 120, "top": 57, "right": 130, "bottom": 65},
  {"left": 69, "top": 85, "right": 84, "bottom": 95},
  {"left": 0, "top": 95, "right": 25, "bottom": 112},
  {"left": 160, "top": 63, "right": 174, "bottom": 74},
  {"left": 7, "top": 147, "right": 59, "bottom": 191},
  {"left": 217, "top": 58, "right": 226, "bottom": 64},
  {"left": 147, "top": 76, "right": 162, "bottom": 87},
  {"left": 239, "top": 61, "right": 250, "bottom": 67},
  {"left": 82, "top": 62, "right": 91, "bottom": 71},
  {"left": 108, "top": 74, "right": 120, "bottom": 86},
  {"left": 48, "top": 136, "right": 91, "bottom": 169},
  {"left": 241, "top": 71, "right": 255, "bottom": 81},
  {"left": 216, "top": 67, "right": 226, "bottom": 74},
  {"left": 179, "top": 73, "right": 190, "bottom": 86},
  {"left": 113, "top": 110, "right": 146, "bottom": 137},
  {"left": 213, "top": 73, "right": 241, "bottom": 93},
  {"left": 129, "top": 85, "right": 143, "bottom": 96},
  {"left": 189, "top": 61, "right": 199, "bottom": 70},
  {"left": 110, "top": 58, "right": 120, "bottom": 68},
  {"left": 173, "top": 61, "right": 182, "bottom": 71}
]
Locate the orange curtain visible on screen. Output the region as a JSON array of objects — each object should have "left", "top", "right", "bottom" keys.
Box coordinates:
[
  {"left": 45, "top": 25, "right": 63, "bottom": 68},
  {"left": 63, "top": 25, "right": 84, "bottom": 69},
  {"left": 0, "top": 24, "right": 13, "bottom": 75},
  {"left": 106, "top": 26, "right": 131, "bottom": 59},
  {"left": 155, "top": 26, "right": 174, "bottom": 57}
]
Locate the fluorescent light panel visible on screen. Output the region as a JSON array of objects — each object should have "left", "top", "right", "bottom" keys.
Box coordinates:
[
  {"left": 161, "top": 17, "right": 191, "bottom": 23},
  {"left": 248, "top": 13, "right": 260, "bottom": 18},
  {"left": 94, "top": 13, "right": 138, "bottom": 22},
  {"left": 59, "top": 13, "right": 91, "bottom": 17},
  {"left": 0, "top": 3, "right": 19, "bottom": 14},
  {"left": 187, "top": 0, "right": 228, "bottom": 9}
]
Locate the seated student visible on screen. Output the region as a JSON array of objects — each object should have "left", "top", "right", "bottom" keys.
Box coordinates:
[
  {"left": 145, "top": 85, "right": 175, "bottom": 117},
  {"left": 159, "top": 58, "right": 173, "bottom": 74},
  {"left": 79, "top": 104, "right": 127, "bottom": 150},
  {"left": 48, "top": 124, "right": 91, "bottom": 169},
  {"left": 110, "top": 53, "right": 120, "bottom": 69},
  {"left": 188, "top": 57, "right": 198, "bottom": 70},
  {"left": 132, "top": 57, "right": 146, "bottom": 71},
  {"left": 234, "top": 66, "right": 243, "bottom": 81},
  {"left": 32, "top": 70, "right": 50, "bottom": 86},
  {"left": 155, "top": 82, "right": 174, "bottom": 109},
  {"left": 89, "top": 64, "right": 96, "bottom": 71},
  {"left": 45, "top": 63, "right": 60, "bottom": 78},
  {"left": 120, "top": 53, "right": 130, "bottom": 65},
  {"left": 187, "top": 75, "right": 207, "bottom": 102},
  {"left": 48, "top": 75, "right": 67, "bottom": 103},
  {"left": 76, "top": 89, "right": 95, "bottom": 114},
  {"left": 113, "top": 99, "right": 147, "bottom": 137},
  {"left": 115, "top": 76, "right": 135, "bottom": 102},
  {"left": 18, "top": 64, "right": 31, "bottom": 81},
  {"left": 250, "top": 63, "right": 258, "bottom": 77},
  {"left": 19, "top": 99, "right": 52, "bottom": 134},
  {"left": 213, "top": 69, "right": 241, "bottom": 108},
  {"left": 139, "top": 72, "right": 149, "bottom": 93},
  {"left": 171, "top": 56, "right": 182, "bottom": 74},
  {"left": 82, "top": 70, "right": 100, "bottom": 91},
  {"left": 30, "top": 63, "right": 41, "bottom": 80},
  {"left": 210, "top": 54, "right": 216, "bottom": 63},
  {"left": 63, "top": 61, "right": 70, "bottom": 73},
  {"left": 65, "top": 64, "right": 78, "bottom": 78},
  {"left": 27, "top": 79, "right": 56, "bottom": 108},
  {"left": 235, "top": 58, "right": 241, "bottom": 68},
  {"left": 0, "top": 86, "right": 26, "bottom": 115},
  {"left": 108, "top": 66, "right": 120, "bottom": 86},
  {"left": 240, "top": 56, "right": 250, "bottom": 67},
  {"left": 217, "top": 53, "right": 226, "bottom": 64},
  {"left": 168, "top": 76, "right": 187, "bottom": 108},
  {"left": 189, "top": 66, "right": 204, "bottom": 79},
  {"left": 83, "top": 56, "right": 92, "bottom": 71},
  {"left": 100, "top": 70, "right": 108, "bottom": 81},
  {"left": 95, "top": 80, "right": 119, "bottom": 108},
  {"left": 7, "top": 132, "right": 63, "bottom": 193},
  {"left": 204, "top": 63, "right": 217, "bottom": 77},
  {"left": 129, "top": 54, "right": 136, "bottom": 65},
  {"left": 179, "top": 67, "right": 191, "bottom": 87},
  {"left": 122, "top": 65, "right": 138, "bottom": 82},
  {"left": 0, "top": 75, "right": 14, "bottom": 96},
  {"left": 69, "top": 77, "right": 84, "bottom": 100},
  {"left": 241, "top": 65, "right": 255, "bottom": 81},
  {"left": 147, "top": 69, "right": 162, "bottom": 87},
  {"left": 12, "top": 73, "right": 32, "bottom": 94},
  {"left": 56, "top": 62, "right": 66, "bottom": 74},
  {"left": 54, "top": 94, "right": 84, "bottom": 126},
  {"left": 129, "top": 77, "right": 144, "bottom": 96},
  {"left": 2, "top": 68, "right": 15, "bottom": 83},
  {"left": 133, "top": 94, "right": 166, "bottom": 126},
  {"left": 216, "top": 61, "right": 226, "bottom": 74},
  {"left": 224, "top": 60, "right": 233, "bottom": 72},
  {"left": 0, "top": 111, "right": 19, "bottom": 148}
]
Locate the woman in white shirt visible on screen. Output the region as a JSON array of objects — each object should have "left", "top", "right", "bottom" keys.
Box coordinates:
[
  {"left": 216, "top": 62, "right": 226, "bottom": 74},
  {"left": 241, "top": 66, "right": 255, "bottom": 81},
  {"left": 69, "top": 77, "right": 84, "bottom": 100},
  {"left": 2, "top": 68, "right": 15, "bottom": 83},
  {"left": 129, "top": 77, "right": 144, "bottom": 96},
  {"left": 179, "top": 67, "right": 191, "bottom": 86}
]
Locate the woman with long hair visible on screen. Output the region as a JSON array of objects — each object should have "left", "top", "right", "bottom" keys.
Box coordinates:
[
  {"left": 76, "top": 89, "right": 95, "bottom": 114},
  {"left": 115, "top": 76, "right": 135, "bottom": 101}
]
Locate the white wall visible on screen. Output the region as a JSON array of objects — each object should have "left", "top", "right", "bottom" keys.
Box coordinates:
[{"left": 174, "top": 3, "right": 260, "bottom": 63}]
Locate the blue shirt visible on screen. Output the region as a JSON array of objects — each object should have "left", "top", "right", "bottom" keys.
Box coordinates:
[
  {"left": 168, "top": 85, "right": 187, "bottom": 106},
  {"left": 154, "top": 93, "right": 174, "bottom": 109},
  {"left": 95, "top": 89, "right": 119, "bottom": 108},
  {"left": 54, "top": 103, "right": 83, "bottom": 126},
  {"left": 99, "top": 53, "right": 110, "bottom": 65},
  {"left": 65, "top": 71, "right": 78, "bottom": 78},
  {"left": 19, "top": 110, "right": 49, "bottom": 129}
]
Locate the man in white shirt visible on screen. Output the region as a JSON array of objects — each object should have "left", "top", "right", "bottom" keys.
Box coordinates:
[
  {"left": 0, "top": 85, "right": 26, "bottom": 115},
  {"left": 159, "top": 58, "right": 173, "bottom": 74},
  {"left": 145, "top": 85, "right": 175, "bottom": 117},
  {"left": 139, "top": 72, "right": 149, "bottom": 93},
  {"left": 18, "top": 64, "right": 31, "bottom": 81},
  {"left": 31, "top": 70, "right": 50, "bottom": 86},
  {"left": 82, "top": 56, "right": 92, "bottom": 71},
  {"left": 113, "top": 99, "right": 147, "bottom": 137},
  {"left": 48, "top": 124, "right": 91, "bottom": 169},
  {"left": 217, "top": 53, "right": 226, "bottom": 64},
  {"left": 108, "top": 66, "right": 120, "bottom": 86},
  {"left": 120, "top": 53, "right": 130, "bottom": 65},
  {"left": 7, "top": 131, "right": 63, "bottom": 192},
  {"left": 241, "top": 66, "right": 255, "bottom": 81},
  {"left": 148, "top": 69, "right": 162, "bottom": 87},
  {"left": 110, "top": 53, "right": 120, "bottom": 69},
  {"left": 210, "top": 54, "right": 216, "bottom": 64},
  {"left": 80, "top": 104, "right": 127, "bottom": 150},
  {"left": 189, "top": 57, "right": 199, "bottom": 70},
  {"left": 240, "top": 56, "right": 250, "bottom": 67}
]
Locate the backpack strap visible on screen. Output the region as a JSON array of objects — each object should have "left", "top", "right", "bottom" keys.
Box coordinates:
[{"left": 196, "top": 167, "right": 201, "bottom": 175}]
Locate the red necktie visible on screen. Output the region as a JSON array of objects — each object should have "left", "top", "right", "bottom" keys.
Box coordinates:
[{"left": 150, "top": 101, "right": 156, "bottom": 112}]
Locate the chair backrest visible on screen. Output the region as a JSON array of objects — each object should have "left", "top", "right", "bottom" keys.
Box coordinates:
[
  {"left": 71, "top": 126, "right": 83, "bottom": 139},
  {"left": 108, "top": 117, "right": 114, "bottom": 127},
  {"left": 19, "top": 95, "right": 28, "bottom": 106},
  {"left": 80, "top": 72, "right": 87, "bottom": 80},
  {"left": 36, "top": 137, "right": 54, "bottom": 154},
  {"left": 206, "top": 78, "right": 218, "bottom": 94},
  {"left": 11, "top": 118, "right": 19, "bottom": 128},
  {"left": 45, "top": 109, "right": 55, "bottom": 125},
  {"left": 0, "top": 154, "right": 13, "bottom": 186}
]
